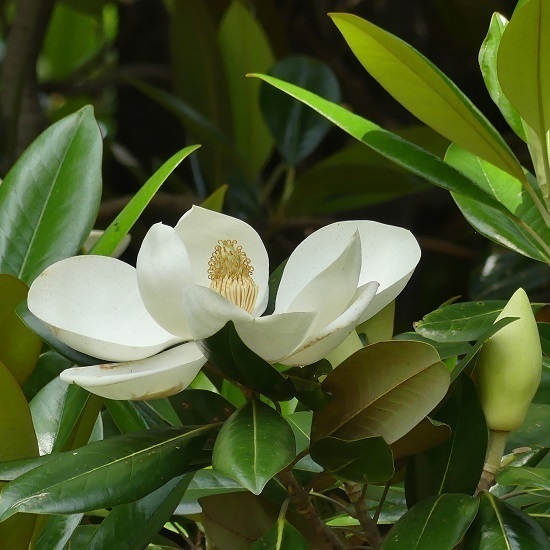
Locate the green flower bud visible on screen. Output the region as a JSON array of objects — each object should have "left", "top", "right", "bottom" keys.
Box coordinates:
[{"left": 475, "top": 288, "right": 542, "bottom": 432}]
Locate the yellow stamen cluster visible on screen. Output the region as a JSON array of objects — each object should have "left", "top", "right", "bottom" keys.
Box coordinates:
[{"left": 208, "top": 239, "right": 258, "bottom": 314}]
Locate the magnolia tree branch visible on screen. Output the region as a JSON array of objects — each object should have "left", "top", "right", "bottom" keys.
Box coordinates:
[
  {"left": 278, "top": 469, "right": 349, "bottom": 549},
  {"left": 1, "top": 0, "right": 56, "bottom": 170},
  {"left": 344, "top": 482, "right": 382, "bottom": 549}
]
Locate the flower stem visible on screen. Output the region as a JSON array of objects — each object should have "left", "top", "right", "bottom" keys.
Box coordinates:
[{"left": 475, "top": 429, "right": 509, "bottom": 496}]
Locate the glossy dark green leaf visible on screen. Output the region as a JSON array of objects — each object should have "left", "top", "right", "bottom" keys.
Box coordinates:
[
  {"left": 212, "top": 400, "right": 295, "bottom": 494},
  {"left": 331, "top": 12, "right": 524, "bottom": 182},
  {"left": 105, "top": 399, "right": 156, "bottom": 434},
  {"left": 169, "top": 389, "right": 235, "bottom": 428},
  {"left": 34, "top": 513, "right": 84, "bottom": 550},
  {"left": 406, "top": 375, "right": 487, "bottom": 504},
  {"left": 0, "top": 454, "right": 58, "bottom": 482},
  {"left": 391, "top": 417, "right": 451, "bottom": 463},
  {"left": 284, "top": 361, "right": 332, "bottom": 410},
  {"left": 0, "top": 274, "right": 42, "bottom": 384},
  {"left": 497, "top": 467, "right": 550, "bottom": 491},
  {"left": 83, "top": 474, "right": 192, "bottom": 550},
  {"left": 252, "top": 73, "right": 505, "bottom": 212},
  {"left": 260, "top": 56, "right": 340, "bottom": 165},
  {"left": 90, "top": 145, "right": 200, "bottom": 256},
  {"left": 311, "top": 341, "right": 450, "bottom": 444},
  {"left": 414, "top": 300, "right": 543, "bottom": 343},
  {"left": 22, "top": 351, "right": 73, "bottom": 401},
  {"left": 175, "top": 469, "right": 246, "bottom": 516},
  {"left": 248, "top": 518, "right": 308, "bottom": 550},
  {"left": 394, "top": 332, "right": 472, "bottom": 360},
  {"left": 0, "top": 106, "right": 102, "bottom": 284},
  {"left": 198, "top": 321, "right": 295, "bottom": 401},
  {"left": 0, "top": 360, "right": 39, "bottom": 547},
  {"left": 382, "top": 494, "right": 479, "bottom": 550},
  {"left": 0, "top": 426, "right": 210, "bottom": 520},
  {"left": 464, "top": 491, "right": 550, "bottom": 549},
  {"left": 507, "top": 404, "right": 550, "bottom": 450},
  {"left": 17, "top": 301, "right": 98, "bottom": 365},
  {"left": 310, "top": 436, "right": 394, "bottom": 484},
  {"left": 446, "top": 144, "right": 550, "bottom": 263},
  {"left": 479, "top": 13, "right": 526, "bottom": 141}
]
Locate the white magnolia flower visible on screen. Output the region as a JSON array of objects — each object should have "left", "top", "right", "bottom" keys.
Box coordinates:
[{"left": 29, "top": 206, "right": 420, "bottom": 400}]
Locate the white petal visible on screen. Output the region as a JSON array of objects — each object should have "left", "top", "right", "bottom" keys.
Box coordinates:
[
  {"left": 277, "top": 231, "right": 362, "bottom": 333},
  {"left": 60, "top": 342, "right": 206, "bottom": 400},
  {"left": 83, "top": 230, "right": 131, "bottom": 258},
  {"left": 281, "top": 281, "right": 379, "bottom": 366},
  {"left": 234, "top": 312, "right": 318, "bottom": 363},
  {"left": 137, "top": 223, "right": 194, "bottom": 338},
  {"left": 28, "top": 256, "right": 180, "bottom": 361},
  {"left": 276, "top": 221, "right": 420, "bottom": 325},
  {"left": 175, "top": 206, "right": 269, "bottom": 316},
  {"left": 183, "top": 284, "right": 252, "bottom": 339}
]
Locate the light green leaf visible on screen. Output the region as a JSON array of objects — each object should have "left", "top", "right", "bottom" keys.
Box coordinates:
[
  {"left": 479, "top": 13, "right": 527, "bottom": 141},
  {"left": 0, "top": 106, "right": 102, "bottom": 284},
  {"left": 498, "top": 0, "right": 550, "bottom": 140},
  {"left": 218, "top": 1, "right": 274, "bottom": 178},
  {"left": 248, "top": 518, "right": 308, "bottom": 550},
  {"left": 382, "top": 494, "right": 479, "bottom": 550},
  {"left": 90, "top": 145, "right": 200, "bottom": 256},
  {"left": 251, "top": 73, "right": 506, "bottom": 212},
  {"left": 497, "top": 467, "right": 550, "bottom": 491},
  {"left": 201, "top": 184, "right": 228, "bottom": 212},
  {"left": 330, "top": 12, "right": 525, "bottom": 182},
  {"left": 311, "top": 341, "right": 450, "bottom": 444},
  {"left": 0, "top": 274, "right": 42, "bottom": 384},
  {"left": 212, "top": 400, "right": 295, "bottom": 494}
]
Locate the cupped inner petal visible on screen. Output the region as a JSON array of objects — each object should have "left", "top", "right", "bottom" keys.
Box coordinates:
[
  {"left": 175, "top": 206, "right": 269, "bottom": 315},
  {"left": 281, "top": 281, "right": 379, "bottom": 367},
  {"left": 182, "top": 284, "right": 252, "bottom": 340},
  {"left": 234, "top": 311, "right": 318, "bottom": 364},
  {"left": 60, "top": 342, "right": 206, "bottom": 401},
  {"left": 137, "top": 223, "right": 194, "bottom": 338},
  {"left": 276, "top": 231, "right": 362, "bottom": 333},
  {"left": 28, "top": 256, "right": 179, "bottom": 361}
]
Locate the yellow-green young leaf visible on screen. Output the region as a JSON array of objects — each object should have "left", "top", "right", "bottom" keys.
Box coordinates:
[
  {"left": 218, "top": 1, "right": 275, "bottom": 178},
  {"left": 201, "top": 184, "right": 228, "bottom": 213},
  {"left": 0, "top": 361, "right": 39, "bottom": 549},
  {"left": 330, "top": 12, "right": 525, "bottom": 182},
  {"left": 0, "top": 275, "right": 42, "bottom": 384},
  {"left": 498, "top": 0, "right": 550, "bottom": 140}
]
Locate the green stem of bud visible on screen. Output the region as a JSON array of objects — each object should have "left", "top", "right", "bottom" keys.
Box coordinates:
[{"left": 475, "top": 429, "right": 509, "bottom": 496}]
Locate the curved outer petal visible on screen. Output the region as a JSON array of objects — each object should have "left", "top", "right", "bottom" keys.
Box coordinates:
[
  {"left": 60, "top": 342, "right": 206, "bottom": 400},
  {"left": 183, "top": 285, "right": 252, "bottom": 339},
  {"left": 175, "top": 206, "right": 269, "bottom": 316},
  {"left": 137, "top": 223, "right": 194, "bottom": 338},
  {"left": 276, "top": 220, "right": 421, "bottom": 324},
  {"left": 281, "top": 281, "right": 379, "bottom": 366},
  {"left": 278, "top": 231, "right": 362, "bottom": 333},
  {"left": 234, "top": 311, "right": 318, "bottom": 363},
  {"left": 28, "top": 256, "right": 180, "bottom": 362}
]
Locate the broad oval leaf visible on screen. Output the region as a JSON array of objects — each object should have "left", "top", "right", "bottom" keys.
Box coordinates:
[
  {"left": 0, "top": 274, "right": 42, "bottom": 384},
  {"left": 497, "top": 466, "right": 550, "bottom": 492},
  {"left": 252, "top": 73, "right": 505, "bottom": 213},
  {"left": 0, "top": 360, "right": 39, "bottom": 547},
  {"left": 34, "top": 513, "right": 84, "bottom": 550},
  {"left": 382, "top": 493, "right": 479, "bottom": 550},
  {"left": 218, "top": 1, "right": 274, "bottom": 178},
  {"left": 260, "top": 56, "right": 341, "bottom": 165},
  {"left": 310, "top": 435, "right": 394, "bottom": 484},
  {"left": 212, "top": 400, "right": 296, "bottom": 495},
  {"left": 0, "top": 426, "right": 210, "bottom": 520},
  {"left": 311, "top": 341, "right": 450, "bottom": 444},
  {"left": 446, "top": 144, "right": 550, "bottom": 263},
  {"left": 498, "top": 0, "right": 550, "bottom": 143},
  {"left": 248, "top": 519, "right": 308, "bottom": 550},
  {"left": 330, "top": 12, "right": 524, "bottom": 182},
  {"left": 464, "top": 491, "right": 550, "bottom": 549},
  {"left": 0, "top": 106, "right": 102, "bottom": 284}
]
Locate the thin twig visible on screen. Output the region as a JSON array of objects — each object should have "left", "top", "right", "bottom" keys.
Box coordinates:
[
  {"left": 372, "top": 482, "right": 391, "bottom": 524},
  {"left": 310, "top": 491, "right": 354, "bottom": 515}
]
